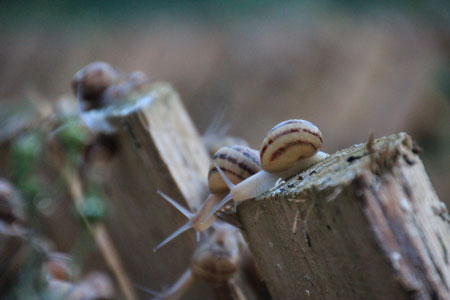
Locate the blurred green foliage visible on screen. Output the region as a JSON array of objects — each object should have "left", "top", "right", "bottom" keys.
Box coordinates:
[
  {"left": 54, "top": 118, "right": 109, "bottom": 223},
  {"left": 56, "top": 118, "right": 88, "bottom": 166},
  {"left": 57, "top": 119, "right": 87, "bottom": 152},
  {"left": 11, "top": 133, "right": 43, "bottom": 178},
  {"left": 79, "top": 193, "right": 108, "bottom": 223},
  {"left": 10, "top": 131, "right": 44, "bottom": 200}
]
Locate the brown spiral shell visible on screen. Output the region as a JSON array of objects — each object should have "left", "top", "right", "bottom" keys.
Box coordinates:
[
  {"left": 208, "top": 145, "right": 261, "bottom": 194},
  {"left": 190, "top": 225, "right": 241, "bottom": 283},
  {"left": 71, "top": 62, "right": 119, "bottom": 106},
  {"left": 260, "top": 119, "right": 323, "bottom": 172}
]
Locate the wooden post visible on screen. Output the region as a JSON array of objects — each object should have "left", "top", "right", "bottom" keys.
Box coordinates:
[
  {"left": 238, "top": 132, "right": 450, "bottom": 300},
  {"left": 101, "top": 82, "right": 215, "bottom": 298}
]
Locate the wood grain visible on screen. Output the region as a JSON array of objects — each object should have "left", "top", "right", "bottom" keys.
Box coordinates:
[
  {"left": 238, "top": 132, "right": 449, "bottom": 300},
  {"left": 101, "top": 82, "right": 214, "bottom": 299}
]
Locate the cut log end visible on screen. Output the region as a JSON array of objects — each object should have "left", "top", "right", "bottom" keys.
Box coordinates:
[{"left": 238, "top": 132, "right": 449, "bottom": 300}]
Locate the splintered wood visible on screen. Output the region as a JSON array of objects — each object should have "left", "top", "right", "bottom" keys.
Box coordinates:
[
  {"left": 101, "top": 82, "right": 215, "bottom": 299},
  {"left": 98, "top": 83, "right": 447, "bottom": 300},
  {"left": 99, "top": 83, "right": 266, "bottom": 300},
  {"left": 238, "top": 133, "right": 449, "bottom": 300}
]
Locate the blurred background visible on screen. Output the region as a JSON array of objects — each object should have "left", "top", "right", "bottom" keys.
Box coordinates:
[
  {"left": 0, "top": 1, "right": 449, "bottom": 298},
  {"left": 2, "top": 0, "right": 448, "bottom": 200},
  {"left": 0, "top": 0, "right": 450, "bottom": 201}
]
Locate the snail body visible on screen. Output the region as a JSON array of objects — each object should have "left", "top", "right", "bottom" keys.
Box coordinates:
[
  {"left": 226, "top": 151, "right": 327, "bottom": 201},
  {"left": 154, "top": 146, "right": 261, "bottom": 251},
  {"left": 203, "top": 119, "right": 327, "bottom": 221}
]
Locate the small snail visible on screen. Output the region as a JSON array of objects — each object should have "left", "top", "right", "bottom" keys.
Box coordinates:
[
  {"left": 153, "top": 145, "right": 261, "bottom": 251},
  {"left": 208, "top": 145, "right": 261, "bottom": 193},
  {"left": 204, "top": 135, "right": 249, "bottom": 158},
  {"left": 203, "top": 119, "right": 327, "bottom": 221},
  {"left": 72, "top": 62, "right": 151, "bottom": 134},
  {"left": 191, "top": 223, "right": 243, "bottom": 284},
  {"left": 145, "top": 223, "right": 245, "bottom": 300},
  {"left": 101, "top": 71, "right": 150, "bottom": 102},
  {"left": 43, "top": 252, "right": 76, "bottom": 282},
  {"left": 46, "top": 271, "right": 116, "bottom": 300},
  {"left": 71, "top": 62, "right": 120, "bottom": 112}
]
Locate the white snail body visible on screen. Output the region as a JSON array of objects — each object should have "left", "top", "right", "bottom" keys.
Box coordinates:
[
  {"left": 203, "top": 119, "right": 327, "bottom": 221},
  {"left": 154, "top": 146, "right": 261, "bottom": 251},
  {"left": 228, "top": 151, "right": 328, "bottom": 201}
]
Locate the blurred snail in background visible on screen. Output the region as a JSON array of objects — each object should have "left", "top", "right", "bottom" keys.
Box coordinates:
[
  {"left": 145, "top": 223, "right": 245, "bottom": 300},
  {"left": 43, "top": 252, "right": 76, "bottom": 282},
  {"left": 71, "top": 62, "right": 120, "bottom": 112},
  {"left": 0, "top": 178, "right": 115, "bottom": 300},
  {"left": 46, "top": 271, "right": 116, "bottom": 300},
  {"left": 203, "top": 119, "right": 327, "bottom": 221},
  {"left": 153, "top": 145, "right": 261, "bottom": 251},
  {"left": 101, "top": 70, "right": 150, "bottom": 103},
  {"left": 67, "top": 62, "right": 150, "bottom": 175},
  {"left": 43, "top": 250, "right": 116, "bottom": 300},
  {"left": 0, "top": 179, "right": 30, "bottom": 298},
  {"left": 71, "top": 62, "right": 151, "bottom": 134},
  {"left": 71, "top": 62, "right": 151, "bottom": 112}
]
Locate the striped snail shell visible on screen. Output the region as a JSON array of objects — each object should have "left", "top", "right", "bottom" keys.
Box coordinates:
[
  {"left": 208, "top": 145, "right": 261, "bottom": 194},
  {"left": 260, "top": 119, "right": 323, "bottom": 172},
  {"left": 200, "top": 119, "right": 326, "bottom": 223},
  {"left": 153, "top": 146, "right": 260, "bottom": 252},
  {"left": 204, "top": 135, "right": 249, "bottom": 158},
  {"left": 190, "top": 224, "right": 242, "bottom": 284},
  {"left": 44, "top": 252, "right": 75, "bottom": 282}
]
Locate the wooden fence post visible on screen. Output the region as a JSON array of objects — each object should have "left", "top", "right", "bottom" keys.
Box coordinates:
[
  {"left": 237, "top": 132, "right": 449, "bottom": 300},
  {"left": 101, "top": 82, "right": 215, "bottom": 299}
]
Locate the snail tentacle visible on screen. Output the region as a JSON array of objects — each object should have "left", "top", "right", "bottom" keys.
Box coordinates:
[
  {"left": 157, "top": 190, "right": 193, "bottom": 219},
  {"left": 153, "top": 222, "right": 193, "bottom": 252}
]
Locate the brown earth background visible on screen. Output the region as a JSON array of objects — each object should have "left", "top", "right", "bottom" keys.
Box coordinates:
[{"left": 1, "top": 4, "right": 448, "bottom": 201}]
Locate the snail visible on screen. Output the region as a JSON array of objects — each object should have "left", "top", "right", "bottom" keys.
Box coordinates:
[
  {"left": 153, "top": 145, "right": 261, "bottom": 252},
  {"left": 71, "top": 62, "right": 120, "bottom": 112},
  {"left": 71, "top": 62, "right": 151, "bottom": 134},
  {"left": 46, "top": 271, "right": 116, "bottom": 300},
  {"left": 203, "top": 119, "right": 327, "bottom": 221},
  {"left": 101, "top": 71, "right": 150, "bottom": 102},
  {"left": 143, "top": 223, "right": 245, "bottom": 300},
  {"left": 72, "top": 62, "right": 151, "bottom": 112},
  {"left": 204, "top": 135, "right": 250, "bottom": 159},
  {"left": 43, "top": 252, "right": 76, "bottom": 282}
]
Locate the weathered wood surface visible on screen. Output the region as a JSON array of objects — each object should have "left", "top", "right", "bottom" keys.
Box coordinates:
[
  {"left": 238, "top": 132, "right": 449, "bottom": 300},
  {"left": 101, "top": 82, "right": 215, "bottom": 299}
]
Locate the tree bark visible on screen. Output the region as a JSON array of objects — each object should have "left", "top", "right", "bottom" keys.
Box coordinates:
[{"left": 238, "top": 132, "right": 449, "bottom": 300}]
